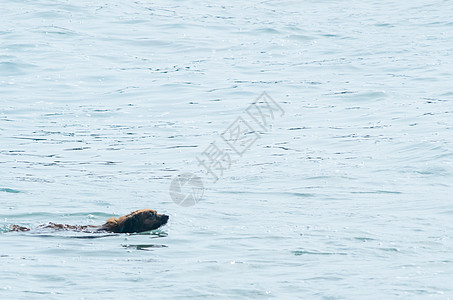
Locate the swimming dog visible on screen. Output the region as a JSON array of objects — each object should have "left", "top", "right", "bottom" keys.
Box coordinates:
[{"left": 9, "top": 209, "right": 169, "bottom": 234}]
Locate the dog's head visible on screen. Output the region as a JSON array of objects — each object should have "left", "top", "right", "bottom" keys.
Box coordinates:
[{"left": 102, "top": 209, "right": 169, "bottom": 233}]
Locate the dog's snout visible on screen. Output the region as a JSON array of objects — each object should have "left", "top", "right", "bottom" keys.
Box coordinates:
[{"left": 161, "top": 214, "right": 169, "bottom": 222}]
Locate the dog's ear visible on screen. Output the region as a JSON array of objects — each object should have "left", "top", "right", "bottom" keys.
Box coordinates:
[{"left": 119, "top": 214, "right": 140, "bottom": 233}]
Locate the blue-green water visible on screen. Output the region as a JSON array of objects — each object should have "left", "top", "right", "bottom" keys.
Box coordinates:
[{"left": 1, "top": 0, "right": 453, "bottom": 298}]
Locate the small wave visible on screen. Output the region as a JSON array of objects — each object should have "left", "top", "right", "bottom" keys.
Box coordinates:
[
  {"left": 0, "top": 188, "right": 21, "bottom": 193},
  {"left": 292, "top": 249, "right": 347, "bottom": 256},
  {"left": 122, "top": 244, "right": 168, "bottom": 251}
]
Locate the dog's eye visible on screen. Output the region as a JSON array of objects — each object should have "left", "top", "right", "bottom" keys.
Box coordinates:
[{"left": 148, "top": 211, "right": 155, "bottom": 217}]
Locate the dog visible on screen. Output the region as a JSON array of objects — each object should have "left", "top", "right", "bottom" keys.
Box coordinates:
[{"left": 8, "top": 209, "right": 169, "bottom": 234}]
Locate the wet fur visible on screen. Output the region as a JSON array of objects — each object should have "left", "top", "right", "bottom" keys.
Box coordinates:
[
  {"left": 100, "top": 209, "right": 169, "bottom": 233},
  {"left": 9, "top": 209, "right": 169, "bottom": 234}
]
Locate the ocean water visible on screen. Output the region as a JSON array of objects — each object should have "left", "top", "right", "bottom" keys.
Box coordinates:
[{"left": 1, "top": 0, "right": 453, "bottom": 298}]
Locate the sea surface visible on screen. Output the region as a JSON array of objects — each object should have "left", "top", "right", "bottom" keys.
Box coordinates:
[{"left": 1, "top": 0, "right": 453, "bottom": 299}]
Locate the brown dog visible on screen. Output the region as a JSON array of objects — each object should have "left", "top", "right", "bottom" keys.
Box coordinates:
[{"left": 9, "top": 209, "right": 169, "bottom": 234}]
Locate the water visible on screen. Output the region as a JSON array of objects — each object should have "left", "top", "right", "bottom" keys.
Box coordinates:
[{"left": 1, "top": 0, "right": 453, "bottom": 298}]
